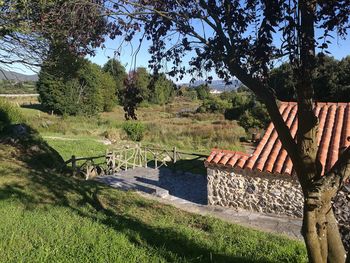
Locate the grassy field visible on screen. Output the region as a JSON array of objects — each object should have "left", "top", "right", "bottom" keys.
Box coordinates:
[
  {"left": 0, "top": 81, "right": 37, "bottom": 94},
  {"left": 0, "top": 126, "right": 308, "bottom": 262},
  {"left": 18, "top": 97, "right": 245, "bottom": 159}
]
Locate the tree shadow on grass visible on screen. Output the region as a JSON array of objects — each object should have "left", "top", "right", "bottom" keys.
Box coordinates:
[
  {"left": 20, "top": 103, "right": 46, "bottom": 113},
  {"left": 1, "top": 169, "right": 261, "bottom": 262},
  {"left": 0, "top": 133, "right": 295, "bottom": 263}
]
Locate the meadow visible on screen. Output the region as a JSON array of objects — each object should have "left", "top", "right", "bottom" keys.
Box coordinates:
[{"left": 19, "top": 97, "right": 246, "bottom": 161}]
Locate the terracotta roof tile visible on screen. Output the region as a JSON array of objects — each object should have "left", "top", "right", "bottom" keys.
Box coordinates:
[{"left": 205, "top": 102, "right": 350, "bottom": 176}]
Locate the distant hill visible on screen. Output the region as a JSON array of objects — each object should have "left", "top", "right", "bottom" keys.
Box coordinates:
[
  {"left": 0, "top": 69, "right": 38, "bottom": 82},
  {"left": 183, "top": 79, "right": 241, "bottom": 92}
]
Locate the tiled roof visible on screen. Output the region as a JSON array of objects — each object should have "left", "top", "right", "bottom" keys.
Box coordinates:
[{"left": 205, "top": 102, "right": 350, "bottom": 176}]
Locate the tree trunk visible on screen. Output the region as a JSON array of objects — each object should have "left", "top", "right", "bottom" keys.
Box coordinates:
[
  {"left": 302, "top": 187, "right": 347, "bottom": 263},
  {"left": 295, "top": 1, "right": 348, "bottom": 262}
]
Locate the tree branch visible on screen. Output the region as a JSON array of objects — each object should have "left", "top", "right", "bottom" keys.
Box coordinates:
[{"left": 226, "top": 60, "right": 302, "bottom": 171}]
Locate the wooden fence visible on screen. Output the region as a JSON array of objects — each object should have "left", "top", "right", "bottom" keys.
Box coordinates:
[{"left": 65, "top": 144, "right": 207, "bottom": 179}]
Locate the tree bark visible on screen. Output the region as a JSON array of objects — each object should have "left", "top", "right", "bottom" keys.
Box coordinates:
[{"left": 286, "top": 1, "right": 348, "bottom": 262}]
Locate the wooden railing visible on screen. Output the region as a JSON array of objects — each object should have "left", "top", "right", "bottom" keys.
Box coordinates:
[{"left": 65, "top": 144, "right": 207, "bottom": 179}]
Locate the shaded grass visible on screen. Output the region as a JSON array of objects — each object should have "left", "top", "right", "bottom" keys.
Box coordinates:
[{"left": 0, "top": 132, "right": 307, "bottom": 263}]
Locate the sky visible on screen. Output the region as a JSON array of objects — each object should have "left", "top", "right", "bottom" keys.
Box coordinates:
[
  {"left": 5, "top": 23, "right": 350, "bottom": 84},
  {"left": 87, "top": 31, "right": 350, "bottom": 83}
]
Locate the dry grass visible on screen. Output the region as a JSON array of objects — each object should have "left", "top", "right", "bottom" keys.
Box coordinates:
[{"left": 5, "top": 96, "right": 245, "bottom": 156}]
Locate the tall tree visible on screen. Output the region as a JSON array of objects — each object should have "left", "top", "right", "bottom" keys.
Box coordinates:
[
  {"left": 134, "top": 67, "right": 151, "bottom": 101},
  {"left": 106, "top": 1, "right": 350, "bottom": 262},
  {"left": 103, "top": 59, "right": 127, "bottom": 103},
  {"left": 0, "top": 0, "right": 107, "bottom": 69},
  {"left": 337, "top": 56, "right": 350, "bottom": 101},
  {"left": 149, "top": 73, "right": 175, "bottom": 105},
  {"left": 37, "top": 44, "right": 115, "bottom": 115}
]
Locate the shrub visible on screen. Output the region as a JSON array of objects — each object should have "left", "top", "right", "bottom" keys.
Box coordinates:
[
  {"left": 122, "top": 121, "right": 145, "bottom": 141},
  {"left": 195, "top": 84, "right": 210, "bottom": 100},
  {"left": 224, "top": 90, "right": 270, "bottom": 132},
  {"left": 0, "top": 99, "right": 23, "bottom": 132},
  {"left": 197, "top": 96, "right": 231, "bottom": 113}
]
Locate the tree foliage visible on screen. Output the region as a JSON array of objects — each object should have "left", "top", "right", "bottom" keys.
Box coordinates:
[
  {"left": 103, "top": 59, "right": 127, "bottom": 102},
  {"left": 0, "top": 0, "right": 107, "bottom": 68},
  {"left": 195, "top": 84, "right": 211, "bottom": 100},
  {"left": 122, "top": 68, "right": 176, "bottom": 119},
  {"left": 106, "top": 1, "right": 350, "bottom": 262},
  {"left": 270, "top": 55, "right": 350, "bottom": 102},
  {"left": 149, "top": 73, "right": 175, "bottom": 105},
  {"left": 197, "top": 96, "right": 231, "bottom": 114},
  {"left": 37, "top": 44, "right": 116, "bottom": 115},
  {"left": 224, "top": 89, "right": 270, "bottom": 132}
]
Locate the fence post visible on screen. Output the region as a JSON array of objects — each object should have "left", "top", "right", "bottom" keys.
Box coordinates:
[
  {"left": 173, "top": 147, "right": 177, "bottom": 163},
  {"left": 125, "top": 148, "right": 128, "bottom": 171},
  {"left": 144, "top": 147, "right": 148, "bottom": 168},
  {"left": 71, "top": 155, "right": 76, "bottom": 176},
  {"left": 112, "top": 151, "right": 116, "bottom": 174}
]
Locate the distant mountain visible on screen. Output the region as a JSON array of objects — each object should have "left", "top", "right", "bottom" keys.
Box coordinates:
[
  {"left": 184, "top": 79, "right": 241, "bottom": 92},
  {"left": 0, "top": 69, "right": 38, "bottom": 82}
]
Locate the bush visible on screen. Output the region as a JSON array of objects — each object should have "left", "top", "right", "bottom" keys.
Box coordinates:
[
  {"left": 178, "top": 86, "right": 198, "bottom": 100},
  {"left": 122, "top": 121, "right": 145, "bottom": 141},
  {"left": 195, "top": 84, "right": 210, "bottom": 100},
  {"left": 224, "top": 90, "right": 270, "bottom": 132},
  {"left": 197, "top": 96, "right": 231, "bottom": 113},
  {"left": 0, "top": 99, "right": 23, "bottom": 132}
]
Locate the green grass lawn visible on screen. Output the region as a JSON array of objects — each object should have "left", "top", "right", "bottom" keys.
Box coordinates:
[{"left": 0, "top": 129, "right": 307, "bottom": 262}]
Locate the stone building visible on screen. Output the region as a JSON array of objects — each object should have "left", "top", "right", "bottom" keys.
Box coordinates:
[{"left": 205, "top": 102, "right": 350, "bottom": 247}]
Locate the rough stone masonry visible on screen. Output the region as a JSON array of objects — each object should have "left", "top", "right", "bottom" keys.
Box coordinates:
[{"left": 207, "top": 167, "right": 350, "bottom": 250}]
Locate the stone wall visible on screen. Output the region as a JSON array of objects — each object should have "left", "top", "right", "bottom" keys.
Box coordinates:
[
  {"left": 207, "top": 167, "right": 350, "bottom": 251},
  {"left": 207, "top": 167, "right": 304, "bottom": 217},
  {"left": 333, "top": 185, "right": 350, "bottom": 251}
]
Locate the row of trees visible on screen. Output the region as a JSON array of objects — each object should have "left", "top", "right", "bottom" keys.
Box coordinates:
[
  {"left": 191, "top": 54, "right": 350, "bottom": 132},
  {"left": 37, "top": 46, "right": 176, "bottom": 116},
  {"left": 270, "top": 55, "right": 350, "bottom": 102}
]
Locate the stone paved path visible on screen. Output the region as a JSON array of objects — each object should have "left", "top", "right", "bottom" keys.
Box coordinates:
[{"left": 95, "top": 167, "right": 303, "bottom": 239}]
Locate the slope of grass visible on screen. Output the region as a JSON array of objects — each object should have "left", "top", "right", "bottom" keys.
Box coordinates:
[{"left": 0, "top": 130, "right": 307, "bottom": 262}]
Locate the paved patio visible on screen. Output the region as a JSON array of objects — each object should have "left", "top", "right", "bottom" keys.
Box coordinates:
[{"left": 95, "top": 167, "right": 303, "bottom": 239}]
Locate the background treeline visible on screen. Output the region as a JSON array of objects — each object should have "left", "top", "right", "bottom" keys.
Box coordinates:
[
  {"left": 183, "top": 54, "right": 350, "bottom": 133},
  {"left": 269, "top": 54, "right": 350, "bottom": 102},
  {"left": 36, "top": 52, "right": 350, "bottom": 130},
  {"left": 181, "top": 85, "right": 270, "bottom": 132},
  {"left": 37, "top": 45, "right": 176, "bottom": 116}
]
